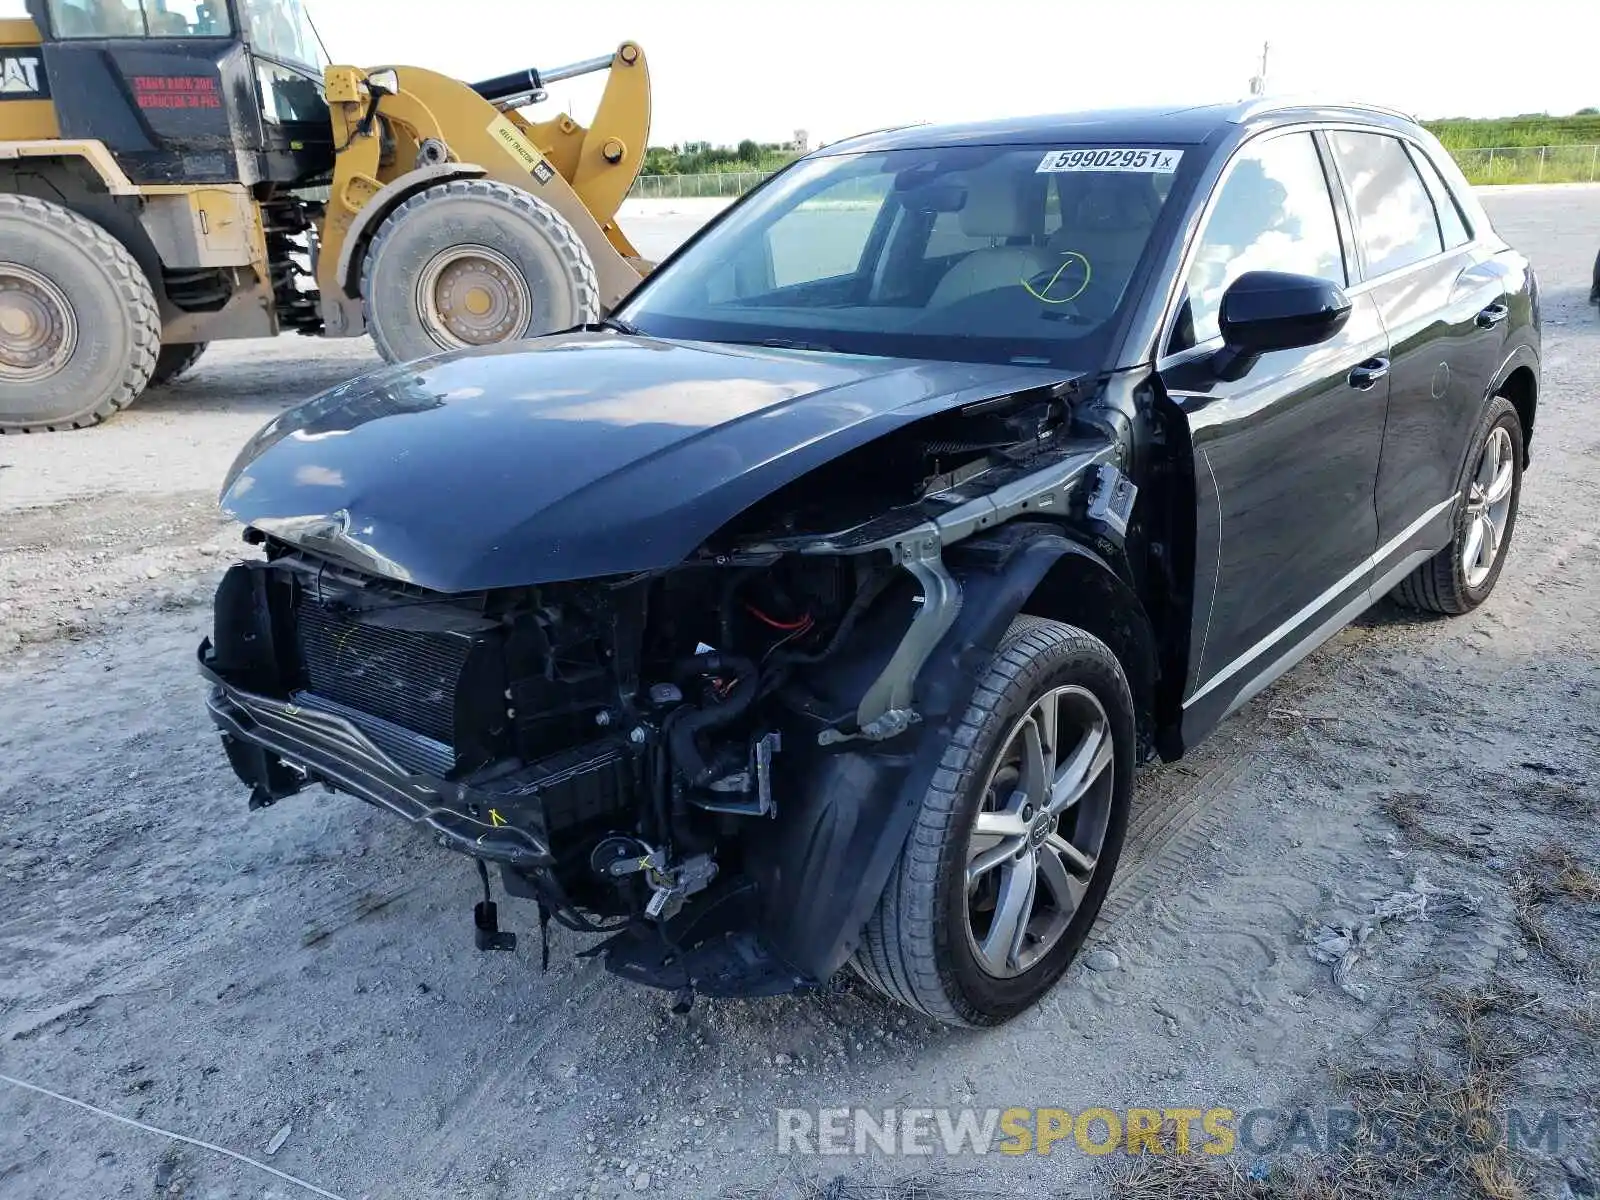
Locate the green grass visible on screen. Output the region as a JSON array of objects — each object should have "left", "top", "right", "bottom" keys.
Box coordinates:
[
  {"left": 1445, "top": 144, "right": 1599, "bottom": 185},
  {"left": 1424, "top": 113, "right": 1600, "bottom": 149},
  {"left": 1425, "top": 114, "right": 1600, "bottom": 183}
]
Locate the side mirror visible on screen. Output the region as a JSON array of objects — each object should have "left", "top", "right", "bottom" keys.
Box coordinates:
[{"left": 1212, "top": 270, "right": 1352, "bottom": 381}]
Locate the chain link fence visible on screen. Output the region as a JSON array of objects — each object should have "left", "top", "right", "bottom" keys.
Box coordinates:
[
  {"left": 629, "top": 147, "right": 1600, "bottom": 200},
  {"left": 629, "top": 171, "right": 770, "bottom": 200},
  {"left": 1431, "top": 144, "right": 1600, "bottom": 185}
]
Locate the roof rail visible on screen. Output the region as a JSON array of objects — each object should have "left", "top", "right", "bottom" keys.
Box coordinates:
[{"left": 1229, "top": 95, "right": 1417, "bottom": 124}]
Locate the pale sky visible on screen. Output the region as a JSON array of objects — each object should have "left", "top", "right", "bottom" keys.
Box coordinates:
[
  {"left": 7, "top": 0, "right": 1596, "bottom": 145},
  {"left": 307, "top": 0, "right": 1597, "bottom": 145}
]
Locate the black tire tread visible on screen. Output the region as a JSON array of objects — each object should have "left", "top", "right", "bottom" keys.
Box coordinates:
[
  {"left": 1392, "top": 396, "right": 1520, "bottom": 615},
  {"left": 852, "top": 618, "right": 1126, "bottom": 1026},
  {"left": 149, "top": 341, "right": 207, "bottom": 387},
  {"left": 0, "top": 194, "right": 160, "bottom": 434},
  {"left": 360, "top": 179, "right": 600, "bottom": 364}
]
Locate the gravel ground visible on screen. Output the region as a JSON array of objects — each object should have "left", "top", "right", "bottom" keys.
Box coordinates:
[{"left": 0, "top": 188, "right": 1596, "bottom": 1200}]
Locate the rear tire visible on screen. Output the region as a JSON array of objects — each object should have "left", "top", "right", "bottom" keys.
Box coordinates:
[
  {"left": 150, "top": 341, "right": 207, "bottom": 387},
  {"left": 1392, "top": 396, "right": 1523, "bottom": 615},
  {"left": 853, "top": 617, "right": 1135, "bottom": 1027},
  {"left": 0, "top": 195, "right": 159, "bottom": 433},
  {"left": 360, "top": 179, "right": 600, "bottom": 365}
]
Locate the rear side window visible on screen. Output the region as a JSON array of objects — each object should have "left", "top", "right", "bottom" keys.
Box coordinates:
[
  {"left": 1406, "top": 146, "right": 1472, "bottom": 250},
  {"left": 1327, "top": 131, "right": 1445, "bottom": 276},
  {"left": 1170, "top": 131, "right": 1346, "bottom": 352}
]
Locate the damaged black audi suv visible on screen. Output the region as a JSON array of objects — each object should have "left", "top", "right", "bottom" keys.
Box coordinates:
[{"left": 202, "top": 99, "right": 1539, "bottom": 1026}]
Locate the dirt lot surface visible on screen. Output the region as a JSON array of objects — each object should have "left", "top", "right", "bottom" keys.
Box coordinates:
[{"left": 1, "top": 189, "right": 1597, "bottom": 1200}]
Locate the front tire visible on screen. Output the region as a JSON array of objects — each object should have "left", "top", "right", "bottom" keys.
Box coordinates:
[
  {"left": 854, "top": 617, "right": 1135, "bottom": 1027},
  {"left": 1392, "top": 396, "right": 1523, "bottom": 615},
  {"left": 361, "top": 179, "right": 600, "bottom": 364},
  {"left": 0, "top": 195, "right": 159, "bottom": 433}
]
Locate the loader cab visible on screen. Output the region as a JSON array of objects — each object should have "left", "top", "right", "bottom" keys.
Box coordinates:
[{"left": 25, "top": 0, "right": 333, "bottom": 187}]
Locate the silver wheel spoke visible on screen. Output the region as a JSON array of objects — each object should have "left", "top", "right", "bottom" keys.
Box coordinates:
[
  {"left": 1479, "top": 513, "right": 1499, "bottom": 569},
  {"left": 967, "top": 808, "right": 1027, "bottom": 887},
  {"left": 971, "top": 807, "right": 1029, "bottom": 847},
  {"left": 1476, "top": 434, "right": 1499, "bottom": 492},
  {"left": 1484, "top": 458, "right": 1514, "bottom": 506},
  {"left": 1017, "top": 697, "right": 1056, "bottom": 804},
  {"left": 1037, "top": 839, "right": 1088, "bottom": 913},
  {"left": 1462, "top": 518, "right": 1485, "bottom": 575},
  {"left": 977, "top": 855, "right": 1036, "bottom": 976},
  {"left": 1047, "top": 716, "right": 1113, "bottom": 816},
  {"left": 1046, "top": 831, "right": 1096, "bottom": 876}
]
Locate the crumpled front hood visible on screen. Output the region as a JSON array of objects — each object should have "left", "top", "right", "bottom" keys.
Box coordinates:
[{"left": 221, "top": 333, "right": 1075, "bottom": 592}]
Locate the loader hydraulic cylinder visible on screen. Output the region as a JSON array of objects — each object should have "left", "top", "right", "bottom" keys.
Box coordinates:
[{"left": 471, "top": 54, "right": 616, "bottom": 108}]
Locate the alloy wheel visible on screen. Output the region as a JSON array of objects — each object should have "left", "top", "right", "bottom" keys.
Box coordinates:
[
  {"left": 1462, "top": 425, "right": 1515, "bottom": 589},
  {"left": 964, "top": 684, "right": 1115, "bottom": 978}
]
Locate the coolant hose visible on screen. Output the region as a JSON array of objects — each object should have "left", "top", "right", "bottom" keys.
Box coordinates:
[{"left": 668, "top": 653, "right": 758, "bottom": 787}]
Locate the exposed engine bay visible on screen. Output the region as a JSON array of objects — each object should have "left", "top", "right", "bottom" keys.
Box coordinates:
[{"left": 201, "top": 337, "right": 1134, "bottom": 1006}]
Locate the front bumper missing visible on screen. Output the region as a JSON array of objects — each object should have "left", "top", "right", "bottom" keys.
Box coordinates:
[
  {"left": 199, "top": 639, "right": 812, "bottom": 999},
  {"left": 198, "top": 640, "right": 554, "bottom": 867}
]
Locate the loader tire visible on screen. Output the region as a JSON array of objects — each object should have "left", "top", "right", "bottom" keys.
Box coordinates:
[
  {"left": 150, "top": 341, "right": 208, "bottom": 387},
  {"left": 361, "top": 179, "right": 600, "bottom": 364},
  {"left": 0, "top": 194, "right": 160, "bottom": 433}
]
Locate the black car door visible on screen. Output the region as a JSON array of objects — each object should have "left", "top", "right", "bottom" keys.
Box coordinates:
[
  {"left": 1155, "top": 128, "right": 1391, "bottom": 747},
  {"left": 1324, "top": 130, "right": 1513, "bottom": 557}
]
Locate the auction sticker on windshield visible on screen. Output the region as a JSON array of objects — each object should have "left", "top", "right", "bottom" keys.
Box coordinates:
[{"left": 1036, "top": 148, "right": 1182, "bottom": 173}]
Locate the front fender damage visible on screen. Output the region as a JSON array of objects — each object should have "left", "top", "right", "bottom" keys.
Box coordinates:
[{"left": 595, "top": 440, "right": 1129, "bottom": 988}]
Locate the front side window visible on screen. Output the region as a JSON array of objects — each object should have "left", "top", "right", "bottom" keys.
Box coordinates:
[
  {"left": 1171, "top": 131, "right": 1346, "bottom": 352},
  {"left": 620, "top": 142, "right": 1184, "bottom": 369},
  {"left": 241, "top": 0, "right": 325, "bottom": 69},
  {"left": 1328, "top": 131, "right": 1445, "bottom": 277},
  {"left": 49, "top": 0, "right": 230, "bottom": 37}
]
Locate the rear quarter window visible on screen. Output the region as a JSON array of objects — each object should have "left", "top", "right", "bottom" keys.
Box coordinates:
[
  {"left": 1327, "top": 130, "right": 1445, "bottom": 277},
  {"left": 1405, "top": 145, "right": 1473, "bottom": 250}
]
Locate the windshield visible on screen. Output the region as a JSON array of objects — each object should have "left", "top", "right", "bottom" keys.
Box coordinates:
[
  {"left": 241, "top": 0, "right": 325, "bottom": 69},
  {"left": 619, "top": 143, "right": 1185, "bottom": 368}
]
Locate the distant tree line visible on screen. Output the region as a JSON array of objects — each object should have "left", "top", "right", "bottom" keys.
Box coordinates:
[
  {"left": 635, "top": 112, "right": 1600, "bottom": 179},
  {"left": 640, "top": 140, "right": 801, "bottom": 176}
]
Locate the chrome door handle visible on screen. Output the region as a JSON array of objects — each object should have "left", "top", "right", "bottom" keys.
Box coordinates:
[
  {"left": 1476, "top": 303, "right": 1509, "bottom": 329},
  {"left": 1347, "top": 357, "right": 1390, "bottom": 391}
]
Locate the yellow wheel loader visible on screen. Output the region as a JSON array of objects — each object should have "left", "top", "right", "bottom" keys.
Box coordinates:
[{"left": 0, "top": 0, "right": 653, "bottom": 432}]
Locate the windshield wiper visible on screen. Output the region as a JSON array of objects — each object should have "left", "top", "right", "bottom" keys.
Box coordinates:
[
  {"left": 598, "top": 315, "right": 642, "bottom": 336},
  {"left": 756, "top": 337, "right": 837, "bottom": 352}
]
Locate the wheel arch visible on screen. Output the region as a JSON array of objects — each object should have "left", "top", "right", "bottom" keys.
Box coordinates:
[
  {"left": 333, "top": 162, "right": 488, "bottom": 299},
  {"left": 1491, "top": 356, "right": 1538, "bottom": 466},
  {"left": 0, "top": 151, "right": 168, "bottom": 308},
  {"left": 1018, "top": 541, "right": 1160, "bottom": 761},
  {"left": 749, "top": 523, "right": 1154, "bottom": 985}
]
